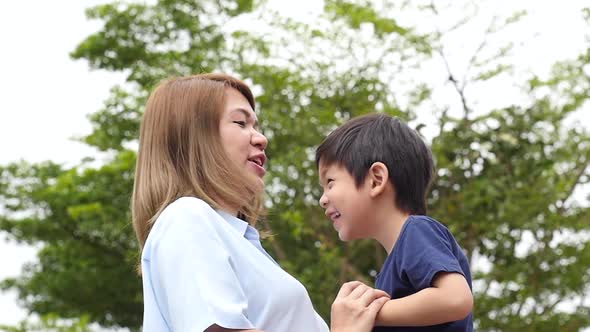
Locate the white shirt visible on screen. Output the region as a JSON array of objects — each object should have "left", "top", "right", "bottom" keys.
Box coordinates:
[{"left": 141, "top": 197, "right": 329, "bottom": 332}]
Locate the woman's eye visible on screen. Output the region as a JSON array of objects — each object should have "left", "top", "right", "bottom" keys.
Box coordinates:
[{"left": 233, "top": 121, "right": 246, "bottom": 127}]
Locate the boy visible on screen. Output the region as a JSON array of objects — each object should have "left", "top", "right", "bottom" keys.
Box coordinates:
[{"left": 316, "top": 113, "right": 473, "bottom": 331}]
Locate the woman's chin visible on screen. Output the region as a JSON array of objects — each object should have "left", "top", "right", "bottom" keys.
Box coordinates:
[
  {"left": 254, "top": 176, "right": 265, "bottom": 192},
  {"left": 247, "top": 160, "right": 267, "bottom": 177}
]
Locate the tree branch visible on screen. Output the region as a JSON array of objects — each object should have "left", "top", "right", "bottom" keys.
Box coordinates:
[
  {"left": 428, "top": 1, "right": 473, "bottom": 119},
  {"left": 259, "top": 220, "right": 288, "bottom": 262},
  {"left": 559, "top": 159, "right": 590, "bottom": 213}
]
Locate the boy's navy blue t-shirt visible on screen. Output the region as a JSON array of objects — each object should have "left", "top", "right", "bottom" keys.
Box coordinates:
[{"left": 373, "top": 215, "right": 473, "bottom": 332}]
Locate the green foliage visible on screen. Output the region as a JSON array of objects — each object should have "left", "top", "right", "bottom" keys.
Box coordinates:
[
  {"left": 325, "top": 0, "right": 408, "bottom": 36},
  {"left": 82, "top": 86, "right": 144, "bottom": 151},
  {"left": 1, "top": 1, "right": 589, "bottom": 331},
  {"left": 1, "top": 152, "right": 141, "bottom": 328},
  {"left": 430, "top": 103, "right": 590, "bottom": 330}
]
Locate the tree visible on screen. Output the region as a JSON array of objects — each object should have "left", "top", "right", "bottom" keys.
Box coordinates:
[
  {"left": 1, "top": 1, "right": 589, "bottom": 331},
  {"left": 426, "top": 5, "right": 590, "bottom": 330},
  {"left": 0, "top": 154, "right": 140, "bottom": 328},
  {"left": 0, "top": 314, "right": 92, "bottom": 332}
]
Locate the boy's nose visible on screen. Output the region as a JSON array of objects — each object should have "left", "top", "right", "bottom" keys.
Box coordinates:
[{"left": 319, "top": 193, "right": 328, "bottom": 208}]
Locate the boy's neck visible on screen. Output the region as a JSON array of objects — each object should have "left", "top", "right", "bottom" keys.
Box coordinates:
[{"left": 373, "top": 205, "right": 410, "bottom": 255}]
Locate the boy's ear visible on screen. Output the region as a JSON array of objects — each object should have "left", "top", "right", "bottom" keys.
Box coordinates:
[{"left": 367, "top": 162, "right": 389, "bottom": 197}]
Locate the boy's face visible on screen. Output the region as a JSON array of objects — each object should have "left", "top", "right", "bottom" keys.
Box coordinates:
[{"left": 318, "top": 163, "right": 376, "bottom": 241}]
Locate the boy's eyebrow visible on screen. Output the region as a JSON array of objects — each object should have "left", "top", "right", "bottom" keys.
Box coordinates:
[{"left": 232, "top": 108, "right": 259, "bottom": 129}]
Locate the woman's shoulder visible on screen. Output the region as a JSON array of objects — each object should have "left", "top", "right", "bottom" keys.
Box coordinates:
[
  {"left": 148, "top": 197, "right": 220, "bottom": 242},
  {"left": 158, "top": 196, "right": 212, "bottom": 217},
  {"left": 142, "top": 197, "right": 230, "bottom": 265},
  {"left": 158, "top": 196, "right": 226, "bottom": 225},
  {"left": 162, "top": 196, "right": 214, "bottom": 215}
]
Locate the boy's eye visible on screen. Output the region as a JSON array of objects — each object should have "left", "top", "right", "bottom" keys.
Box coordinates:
[{"left": 233, "top": 121, "right": 246, "bottom": 127}]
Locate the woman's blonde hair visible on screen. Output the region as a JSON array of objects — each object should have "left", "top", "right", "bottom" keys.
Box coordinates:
[{"left": 131, "top": 73, "right": 265, "bottom": 253}]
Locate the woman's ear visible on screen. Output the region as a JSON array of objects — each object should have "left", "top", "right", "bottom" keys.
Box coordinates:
[{"left": 367, "top": 162, "right": 389, "bottom": 197}]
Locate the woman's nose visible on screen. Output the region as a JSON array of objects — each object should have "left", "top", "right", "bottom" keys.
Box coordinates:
[{"left": 252, "top": 130, "right": 268, "bottom": 150}]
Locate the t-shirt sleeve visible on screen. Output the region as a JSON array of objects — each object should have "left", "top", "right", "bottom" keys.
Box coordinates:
[
  {"left": 398, "top": 219, "right": 465, "bottom": 291},
  {"left": 147, "top": 199, "right": 255, "bottom": 331}
]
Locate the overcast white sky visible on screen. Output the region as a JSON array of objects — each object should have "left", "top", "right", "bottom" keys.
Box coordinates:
[
  {"left": 0, "top": 0, "right": 126, "bottom": 326},
  {"left": 0, "top": 0, "right": 588, "bottom": 329}
]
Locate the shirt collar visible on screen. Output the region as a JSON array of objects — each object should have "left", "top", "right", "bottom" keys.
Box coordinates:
[{"left": 216, "top": 209, "right": 249, "bottom": 236}]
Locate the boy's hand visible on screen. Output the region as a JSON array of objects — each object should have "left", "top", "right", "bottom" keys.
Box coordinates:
[{"left": 330, "top": 281, "right": 390, "bottom": 332}]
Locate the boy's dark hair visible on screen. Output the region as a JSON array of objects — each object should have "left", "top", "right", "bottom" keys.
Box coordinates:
[{"left": 315, "top": 113, "right": 434, "bottom": 215}]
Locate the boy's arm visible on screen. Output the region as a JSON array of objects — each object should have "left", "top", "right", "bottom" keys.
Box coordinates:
[{"left": 375, "top": 272, "right": 473, "bottom": 327}]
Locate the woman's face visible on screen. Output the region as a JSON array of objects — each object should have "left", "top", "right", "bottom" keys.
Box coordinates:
[{"left": 219, "top": 88, "right": 268, "bottom": 184}]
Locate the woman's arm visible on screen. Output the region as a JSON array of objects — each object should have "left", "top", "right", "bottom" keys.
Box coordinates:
[
  {"left": 331, "top": 281, "right": 390, "bottom": 332},
  {"left": 208, "top": 281, "right": 390, "bottom": 332},
  {"left": 375, "top": 272, "right": 473, "bottom": 327}
]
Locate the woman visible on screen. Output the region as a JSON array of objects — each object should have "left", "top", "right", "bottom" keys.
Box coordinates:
[{"left": 132, "top": 73, "right": 388, "bottom": 332}]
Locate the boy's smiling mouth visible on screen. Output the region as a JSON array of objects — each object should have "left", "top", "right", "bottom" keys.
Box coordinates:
[{"left": 326, "top": 210, "right": 341, "bottom": 221}]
